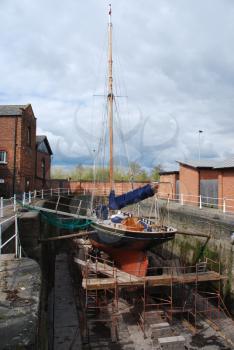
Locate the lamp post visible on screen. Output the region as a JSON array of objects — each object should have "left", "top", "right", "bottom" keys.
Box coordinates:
[{"left": 198, "top": 130, "right": 203, "bottom": 160}]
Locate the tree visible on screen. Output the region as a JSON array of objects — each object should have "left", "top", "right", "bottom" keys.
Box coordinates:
[
  {"left": 150, "top": 164, "right": 163, "bottom": 181},
  {"left": 51, "top": 166, "right": 68, "bottom": 179},
  {"left": 74, "top": 164, "right": 84, "bottom": 181},
  {"left": 129, "top": 161, "right": 142, "bottom": 179}
]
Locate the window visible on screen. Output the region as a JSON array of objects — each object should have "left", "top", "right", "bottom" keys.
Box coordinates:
[
  {"left": 0, "top": 151, "right": 7, "bottom": 164},
  {"left": 27, "top": 126, "right": 31, "bottom": 146},
  {"left": 41, "top": 158, "right": 46, "bottom": 180}
]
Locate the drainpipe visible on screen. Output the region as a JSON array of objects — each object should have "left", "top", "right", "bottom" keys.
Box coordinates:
[{"left": 12, "top": 116, "right": 18, "bottom": 195}]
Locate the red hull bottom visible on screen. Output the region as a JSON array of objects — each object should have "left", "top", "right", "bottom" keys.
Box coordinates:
[{"left": 90, "top": 240, "right": 148, "bottom": 277}]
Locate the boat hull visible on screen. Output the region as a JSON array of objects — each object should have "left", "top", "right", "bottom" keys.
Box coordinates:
[
  {"left": 89, "top": 222, "right": 176, "bottom": 276},
  {"left": 90, "top": 222, "right": 175, "bottom": 251}
]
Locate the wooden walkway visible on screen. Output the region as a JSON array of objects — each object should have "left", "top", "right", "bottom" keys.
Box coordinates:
[{"left": 74, "top": 257, "right": 223, "bottom": 291}]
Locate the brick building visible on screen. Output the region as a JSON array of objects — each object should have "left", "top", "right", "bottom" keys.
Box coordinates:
[
  {"left": 158, "top": 171, "right": 179, "bottom": 199},
  {"left": 35, "top": 135, "right": 53, "bottom": 189},
  {"left": 0, "top": 104, "right": 52, "bottom": 196},
  {"left": 159, "top": 159, "right": 234, "bottom": 211},
  {"left": 178, "top": 160, "right": 219, "bottom": 206},
  {"left": 215, "top": 158, "right": 234, "bottom": 210}
]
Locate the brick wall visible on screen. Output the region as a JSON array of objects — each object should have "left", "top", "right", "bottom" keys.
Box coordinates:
[
  {"left": 218, "top": 170, "right": 234, "bottom": 212},
  {"left": 159, "top": 173, "right": 179, "bottom": 199},
  {"left": 0, "top": 116, "right": 16, "bottom": 195},
  {"left": 0, "top": 105, "right": 37, "bottom": 196},
  {"left": 18, "top": 106, "right": 36, "bottom": 192},
  {"left": 69, "top": 180, "right": 149, "bottom": 195},
  {"left": 36, "top": 152, "right": 51, "bottom": 180},
  {"left": 49, "top": 179, "right": 150, "bottom": 196},
  {"left": 200, "top": 169, "right": 219, "bottom": 180},
  {"left": 179, "top": 164, "right": 199, "bottom": 204}
]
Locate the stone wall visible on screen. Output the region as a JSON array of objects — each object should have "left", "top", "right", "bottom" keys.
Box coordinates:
[{"left": 146, "top": 200, "right": 234, "bottom": 312}]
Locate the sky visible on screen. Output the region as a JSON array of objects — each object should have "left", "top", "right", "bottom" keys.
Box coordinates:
[{"left": 1, "top": 0, "right": 234, "bottom": 170}]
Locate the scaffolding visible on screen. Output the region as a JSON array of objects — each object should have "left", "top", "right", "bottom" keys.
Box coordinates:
[
  {"left": 82, "top": 254, "right": 119, "bottom": 342},
  {"left": 75, "top": 252, "right": 227, "bottom": 340}
]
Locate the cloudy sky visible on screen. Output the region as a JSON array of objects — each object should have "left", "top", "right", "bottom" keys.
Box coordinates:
[{"left": 1, "top": 0, "right": 234, "bottom": 170}]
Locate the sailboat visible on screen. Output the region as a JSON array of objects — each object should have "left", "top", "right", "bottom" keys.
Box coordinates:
[{"left": 89, "top": 5, "right": 176, "bottom": 276}]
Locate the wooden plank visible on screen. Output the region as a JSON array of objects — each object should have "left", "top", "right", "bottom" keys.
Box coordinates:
[
  {"left": 74, "top": 257, "right": 139, "bottom": 282},
  {"left": 82, "top": 271, "right": 224, "bottom": 290},
  {"left": 147, "top": 272, "right": 223, "bottom": 286},
  {"left": 82, "top": 278, "right": 143, "bottom": 290}
]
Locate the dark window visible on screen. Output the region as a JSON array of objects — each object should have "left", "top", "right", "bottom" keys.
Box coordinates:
[
  {"left": 25, "top": 178, "right": 30, "bottom": 191},
  {"left": 0, "top": 151, "right": 7, "bottom": 163},
  {"left": 27, "top": 126, "right": 31, "bottom": 146},
  {"left": 41, "top": 158, "right": 46, "bottom": 180}
]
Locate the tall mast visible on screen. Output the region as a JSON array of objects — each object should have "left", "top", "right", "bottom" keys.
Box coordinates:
[{"left": 108, "top": 4, "right": 114, "bottom": 190}]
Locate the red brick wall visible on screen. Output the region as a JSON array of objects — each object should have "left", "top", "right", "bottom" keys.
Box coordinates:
[
  {"left": 69, "top": 181, "right": 149, "bottom": 195},
  {"left": 159, "top": 174, "right": 179, "bottom": 199},
  {"left": 200, "top": 169, "right": 219, "bottom": 180},
  {"left": 218, "top": 170, "right": 234, "bottom": 212},
  {"left": 49, "top": 180, "right": 150, "bottom": 196},
  {"left": 36, "top": 152, "right": 51, "bottom": 180},
  {"left": 0, "top": 116, "right": 16, "bottom": 195},
  {"left": 179, "top": 164, "right": 199, "bottom": 204},
  {"left": 0, "top": 105, "right": 36, "bottom": 195}
]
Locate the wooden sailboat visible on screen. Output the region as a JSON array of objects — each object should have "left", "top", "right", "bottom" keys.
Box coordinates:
[{"left": 89, "top": 5, "right": 176, "bottom": 276}]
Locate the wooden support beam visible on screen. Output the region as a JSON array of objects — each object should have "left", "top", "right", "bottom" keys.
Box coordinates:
[
  {"left": 39, "top": 231, "right": 93, "bottom": 243},
  {"left": 30, "top": 205, "right": 87, "bottom": 219},
  {"left": 176, "top": 231, "right": 211, "bottom": 238}
]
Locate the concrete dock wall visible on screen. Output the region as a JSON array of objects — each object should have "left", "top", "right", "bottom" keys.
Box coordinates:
[{"left": 146, "top": 200, "right": 234, "bottom": 312}]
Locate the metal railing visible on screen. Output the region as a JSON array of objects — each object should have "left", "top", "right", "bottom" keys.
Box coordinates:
[
  {"left": 157, "top": 191, "right": 234, "bottom": 215},
  {"left": 2, "top": 187, "right": 234, "bottom": 220},
  {"left": 0, "top": 214, "right": 21, "bottom": 258}
]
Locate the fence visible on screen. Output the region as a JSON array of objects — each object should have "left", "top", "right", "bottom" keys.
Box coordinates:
[
  {"left": 157, "top": 191, "right": 234, "bottom": 214},
  {"left": 2, "top": 187, "right": 234, "bottom": 221},
  {"left": 0, "top": 214, "right": 21, "bottom": 258}
]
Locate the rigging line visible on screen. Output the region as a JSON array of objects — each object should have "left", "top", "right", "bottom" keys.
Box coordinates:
[
  {"left": 114, "top": 97, "right": 131, "bottom": 178},
  {"left": 90, "top": 29, "right": 108, "bottom": 140},
  {"left": 100, "top": 93, "right": 108, "bottom": 167},
  {"left": 113, "top": 100, "right": 125, "bottom": 176},
  {"left": 96, "top": 103, "right": 108, "bottom": 184},
  {"left": 112, "top": 44, "right": 132, "bottom": 179},
  {"left": 114, "top": 37, "right": 132, "bottom": 176}
]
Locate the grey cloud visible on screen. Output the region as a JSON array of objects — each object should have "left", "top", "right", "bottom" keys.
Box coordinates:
[{"left": 1, "top": 0, "right": 234, "bottom": 170}]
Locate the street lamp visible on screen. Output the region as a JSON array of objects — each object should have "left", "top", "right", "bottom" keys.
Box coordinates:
[{"left": 198, "top": 130, "right": 203, "bottom": 160}]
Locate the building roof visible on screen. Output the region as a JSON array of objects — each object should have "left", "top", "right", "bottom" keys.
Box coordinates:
[
  {"left": 177, "top": 160, "right": 218, "bottom": 168},
  {"left": 178, "top": 157, "right": 234, "bottom": 170},
  {"left": 159, "top": 170, "right": 179, "bottom": 175},
  {"left": 36, "top": 135, "right": 53, "bottom": 155},
  {"left": 214, "top": 156, "right": 234, "bottom": 169},
  {"left": 0, "top": 104, "right": 30, "bottom": 116}
]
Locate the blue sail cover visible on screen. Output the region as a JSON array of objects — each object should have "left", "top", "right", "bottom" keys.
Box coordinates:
[{"left": 109, "top": 184, "right": 155, "bottom": 210}]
